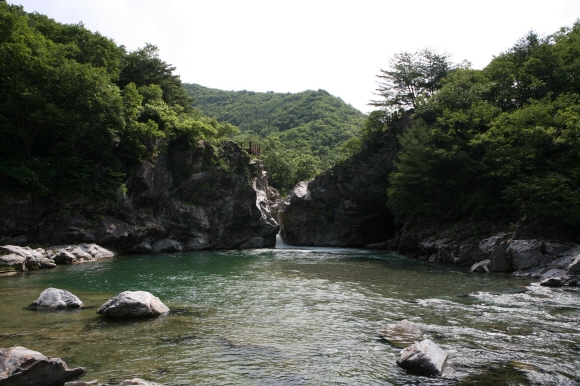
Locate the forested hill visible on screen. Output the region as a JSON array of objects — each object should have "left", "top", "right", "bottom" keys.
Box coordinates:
[
  {"left": 0, "top": 3, "right": 238, "bottom": 199},
  {"left": 184, "top": 84, "right": 366, "bottom": 189}
]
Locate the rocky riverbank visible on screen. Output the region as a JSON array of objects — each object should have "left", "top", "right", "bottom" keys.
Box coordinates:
[
  {"left": 0, "top": 141, "right": 279, "bottom": 253},
  {"left": 394, "top": 221, "right": 580, "bottom": 286},
  {"left": 0, "top": 244, "right": 115, "bottom": 274}
]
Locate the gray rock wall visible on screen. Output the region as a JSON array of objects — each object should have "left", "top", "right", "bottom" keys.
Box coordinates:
[
  {"left": 279, "top": 132, "right": 399, "bottom": 247},
  {"left": 0, "top": 142, "right": 279, "bottom": 253}
]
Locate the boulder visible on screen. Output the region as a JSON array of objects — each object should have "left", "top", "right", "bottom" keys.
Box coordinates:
[
  {"left": 396, "top": 339, "right": 448, "bottom": 376},
  {"left": 97, "top": 291, "right": 169, "bottom": 319},
  {"left": 378, "top": 319, "right": 423, "bottom": 348},
  {"left": 0, "top": 245, "right": 55, "bottom": 271},
  {"left": 478, "top": 234, "right": 512, "bottom": 272},
  {"left": 540, "top": 275, "right": 578, "bottom": 287},
  {"left": 0, "top": 346, "right": 85, "bottom": 386},
  {"left": 119, "top": 378, "right": 164, "bottom": 386},
  {"left": 507, "top": 240, "right": 547, "bottom": 271},
  {"left": 48, "top": 244, "right": 115, "bottom": 264},
  {"left": 31, "top": 288, "right": 83, "bottom": 309},
  {"left": 470, "top": 259, "right": 492, "bottom": 273},
  {"left": 0, "top": 254, "right": 26, "bottom": 272}
]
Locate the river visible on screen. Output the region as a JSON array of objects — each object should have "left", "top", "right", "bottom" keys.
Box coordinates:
[{"left": 0, "top": 245, "right": 578, "bottom": 385}]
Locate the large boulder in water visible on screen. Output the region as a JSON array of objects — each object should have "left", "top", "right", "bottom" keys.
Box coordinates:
[
  {"left": 31, "top": 288, "right": 83, "bottom": 309},
  {"left": 396, "top": 339, "right": 448, "bottom": 376},
  {"left": 97, "top": 291, "right": 169, "bottom": 319},
  {"left": 0, "top": 346, "right": 85, "bottom": 386}
]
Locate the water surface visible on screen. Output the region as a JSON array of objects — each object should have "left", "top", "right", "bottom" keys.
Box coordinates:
[{"left": 0, "top": 247, "right": 578, "bottom": 385}]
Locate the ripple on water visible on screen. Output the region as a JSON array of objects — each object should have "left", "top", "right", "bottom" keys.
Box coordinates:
[{"left": 0, "top": 249, "right": 578, "bottom": 384}]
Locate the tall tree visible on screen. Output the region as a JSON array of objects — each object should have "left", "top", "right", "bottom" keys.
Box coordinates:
[{"left": 371, "top": 48, "right": 453, "bottom": 111}]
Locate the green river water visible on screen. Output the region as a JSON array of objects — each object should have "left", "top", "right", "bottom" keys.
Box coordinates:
[{"left": 0, "top": 245, "right": 579, "bottom": 385}]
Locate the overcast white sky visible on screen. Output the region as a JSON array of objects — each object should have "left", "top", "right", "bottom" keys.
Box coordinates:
[{"left": 8, "top": 0, "right": 580, "bottom": 113}]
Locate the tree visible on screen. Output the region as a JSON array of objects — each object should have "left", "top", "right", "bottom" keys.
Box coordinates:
[{"left": 371, "top": 48, "right": 453, "bottom": 111}]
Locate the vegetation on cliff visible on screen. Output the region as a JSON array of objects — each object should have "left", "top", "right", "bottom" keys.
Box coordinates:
[
  {"left": 0, "top": 3, "right": 237, "bottom": 200},
  {"left": 184, "top": 84, "right": 365, "bottom": 190},
  {"left": 372, "top": 22, "right": 580, "bottom": 231}
]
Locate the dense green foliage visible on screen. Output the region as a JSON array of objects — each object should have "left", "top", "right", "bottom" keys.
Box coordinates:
[
  {"left": 184, "top": 84, "right": 365, "bottom": 190},
  {"left": 386, "top": 23, "right": 580, "bottom": 228},
  {"left": 0, "top": 3, "right": 236, "bottom": 199}
]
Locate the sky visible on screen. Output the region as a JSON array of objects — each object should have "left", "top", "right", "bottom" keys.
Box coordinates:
[{"left": 7, "top": 0, "right": 580, "bottom": 113}]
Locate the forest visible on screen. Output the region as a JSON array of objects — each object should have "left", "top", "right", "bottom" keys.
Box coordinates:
[
  {"left": 371, "top": 22, "right": 580, "bottom": 230},
  {"left": 184, "top": 84, "right": 365, "bottom": 189},
  {"left": 2, "top": 0, "right": 579, "bottom": 232},
  {"left": 0, "top": 2, "right": 238, "bottom": 199}
]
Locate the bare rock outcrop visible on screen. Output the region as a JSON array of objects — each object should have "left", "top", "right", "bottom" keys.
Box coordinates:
[
  {"left": 0, "top": 346, "right": 85, "bottom": 386},
  {"left": 0, "top": 142, "right": 279, "bottom": 253},
  {"left": 97, "top": 291, "right": 169, "bottom": 319},
  {"left": 279, "top": 132, "right": 401, "bottom": 247}
]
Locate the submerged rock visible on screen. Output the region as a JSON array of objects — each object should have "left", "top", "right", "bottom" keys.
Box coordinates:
[
  {"left": 118, "top": 378, "right": 165, "bottom": 386},
  {"left": 378, "top": 319, "right": 423, "bottom": 348},
  {"left": 396, "top": 339, "right": 448, "bottom": 376},
  {"left": 31, "top": 288, "right": 83, "bottom": 309},
  {"left": 0, "top": 346, "right": 85, "bottom": 386},
  {"left": 64, "top": 381, "right": 98, "bottom": 386},
  {"left": 97, "top": 291, "right": 169, "bottom": 319}
]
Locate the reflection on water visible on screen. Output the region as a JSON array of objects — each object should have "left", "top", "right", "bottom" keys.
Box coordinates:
[{"left": 0, "top": 247, "right": 578, "bottom": 385}]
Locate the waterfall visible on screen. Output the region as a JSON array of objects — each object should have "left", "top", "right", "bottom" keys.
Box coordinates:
[{"left": 275, "top": 234, "right": 290, "bottom": 248}]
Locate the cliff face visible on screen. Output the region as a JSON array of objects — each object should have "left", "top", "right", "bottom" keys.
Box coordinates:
[
  {"left": 0, "top": 141, "right": 279, "bottom": 253},
  {"left": 279, "top": 133, "right": 398, "bottom": 247}
]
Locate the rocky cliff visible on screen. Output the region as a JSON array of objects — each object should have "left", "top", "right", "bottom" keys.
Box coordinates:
[
  {"left": 0, "top": 141, "right": 279, "bottom": 253},
  {"left": 279, "top": 130, "right": 399, "bottom": 247}
]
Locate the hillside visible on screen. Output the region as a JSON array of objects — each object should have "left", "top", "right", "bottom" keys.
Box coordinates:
[{"left": 184, "top": 84, "right": 366, "bottom": 189}]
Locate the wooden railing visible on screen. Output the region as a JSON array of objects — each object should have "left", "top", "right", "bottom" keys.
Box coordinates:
[{"left": 239, "top": 142, "right": 261, "bottom": 157}]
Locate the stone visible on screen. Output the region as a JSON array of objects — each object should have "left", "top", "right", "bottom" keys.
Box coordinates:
[
  {"left": 64, "top": 380, "right": 98, "bottom": 386},
  {"left": 507, "top": 240, "right": 547, "bottom": 271},
  {"left": 0, "top": 346, "right": 85, "bottom": 386},
  {"left": 396, "top": 339, "right": 448, "bottom": 376},
  {"left": 478, "top": 234, "right": 512, "bottom": 272},
  {"left": 540, "top": 275, "right": 577, "bottom": 287},
  {"left": 49, "top": 244, "right": 115, "bottom": 264},
  {"left": 567, "top": 254, "right": 580, "bottom": 275},
  {"left": 97, "top": 291, "right": 169, "bottom": 319},
  {"left": 0, "top": 245, "right": 44, "bottom": 260},
  {"left": 31, "top": 288, "right": 83, "bottom": 309},
  {"left": 0, "top": 254, "right": 26, "bottom": 272},
  {"left": 0, "top": 245, "right": 55, "bottom": 271},
  {"left": 470, "top": 259, "right": 491, "bottom": 273},
  {"left": 118, "top": 378, "right": 164, "bottom": 386},
  {"left": 52, "top": 250, "right": 77, "bottom": 265},
  {"left": 378, "top": 319, "right": 423, "bottom": 348}
]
